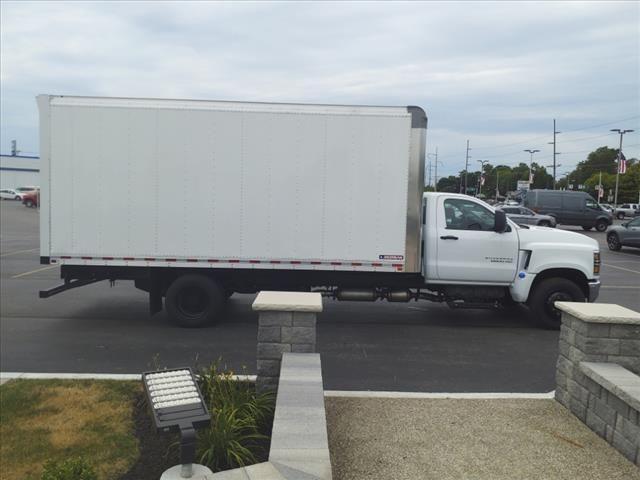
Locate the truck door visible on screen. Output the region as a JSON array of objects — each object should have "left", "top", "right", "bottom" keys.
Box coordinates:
[{"left": 435, "top": 197, "right": 519, "bottom": 283}]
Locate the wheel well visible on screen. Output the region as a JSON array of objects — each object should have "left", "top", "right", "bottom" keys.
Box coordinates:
[{"left": 528, "top": 268, "right": 589, "bottom": 302}]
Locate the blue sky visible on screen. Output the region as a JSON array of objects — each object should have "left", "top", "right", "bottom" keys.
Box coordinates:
[{"left": 1, "top": 1, "right": 638, "bottom": 181}]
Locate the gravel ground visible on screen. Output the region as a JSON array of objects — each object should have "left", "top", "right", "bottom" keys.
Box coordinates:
[{"left": 325, "top": 397, "right": 640, "bottom": 480}]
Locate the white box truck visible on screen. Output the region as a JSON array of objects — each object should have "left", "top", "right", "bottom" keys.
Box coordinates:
[{"left": 37, "top": 95, "right": 601, "bottom": 329}]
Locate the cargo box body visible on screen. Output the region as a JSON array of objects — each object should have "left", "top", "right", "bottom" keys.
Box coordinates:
[{"left": 38, "top": 95, "right": 426, "bottom": 273}]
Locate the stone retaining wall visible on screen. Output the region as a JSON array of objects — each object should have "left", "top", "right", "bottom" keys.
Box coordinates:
[{"left": 555, "top": 301, "right": 640, "bottom": 466}]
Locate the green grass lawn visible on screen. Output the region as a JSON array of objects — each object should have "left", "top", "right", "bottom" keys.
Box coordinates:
[
  {"left": 0, "top": 379, "right": 140, "bottom": 480},
  {"left": 0, "top": 372, "right": 274, "bottom": 480}
]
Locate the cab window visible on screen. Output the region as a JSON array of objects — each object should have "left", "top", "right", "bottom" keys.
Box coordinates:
[
  {"left": 444, "top": 198, "right": 495, "bottom": 231},
  {"left": 585, "top": 198, "right": 599, "bottom": 210}
]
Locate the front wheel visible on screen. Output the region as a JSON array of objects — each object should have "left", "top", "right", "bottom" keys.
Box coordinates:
[
  {"left": 529, "top": 278, "right": 585, "bottom": 329},
  {"left": 607, "top": 233, "right": 622, "bottom": 251},
  {"left": 539, "top": 221, "right": 551, "bottom": 227},
  {"left": 595, "top": 220, "right": 608, "bottom": 232},
  {"left": 165, "top": 274, "right": 226, "bottom": 328},
  {"left": 24, "top": 200, "right": 34, "bottom": 208}
]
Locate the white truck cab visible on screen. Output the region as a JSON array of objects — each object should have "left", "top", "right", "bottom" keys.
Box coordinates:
[{"left": 422, "top": 192, "right": 600, "bottom": 327}]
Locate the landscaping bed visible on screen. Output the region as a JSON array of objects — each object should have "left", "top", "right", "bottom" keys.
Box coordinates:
[{"left": 0, "top": 367, "right": 274, "bottom": 480}]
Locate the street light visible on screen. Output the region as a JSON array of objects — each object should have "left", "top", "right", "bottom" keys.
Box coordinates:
[
  {"left": 143, "top": 368, "right": 213, "bottom": 479},
  {"left": 610, "top": 129, "right": 634, "bottom": 206},
  {"left": 524, "top": 149, "right": 540, "bottom": 187},
  {"left": 477, "top": 160, "right": 488, "bottom": 197}
]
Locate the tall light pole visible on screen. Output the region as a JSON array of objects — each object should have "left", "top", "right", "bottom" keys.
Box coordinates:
[
  {"left": 524, "top": 149, "right": 540, "bottom": 187},
  {"left": 477, "top": 159, "right": 488, "bottom": 197},
  {"left": 611, "top": 129, "right": 634, "bottom": 206}
]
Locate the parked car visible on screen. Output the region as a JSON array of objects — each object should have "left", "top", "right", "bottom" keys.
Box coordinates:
[
  {"left": 523, "top": 190, "right": 613, "bottom": 232},
  {"left": 22, "top": 190, "right": 39, "bottom": 208},
  {"left": 599, "top": 203, "right": 614, "bottom": 214},
  {"left": 15, "top": 186, "right": 39, "bottom": 195},
  {"left": 607, "top": 217, "right": 640, "bottom": 250},
  {"left": 496, "top": 205, "right": 556, "bottom": 227},
  {"left": 0, "top": 189, "right": 22, "bottom": 200},
  {"left": 614, "top": 203, "right": 639, "bottom": 219}
]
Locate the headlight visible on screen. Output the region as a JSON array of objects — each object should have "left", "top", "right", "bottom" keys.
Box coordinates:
[{"left": 593, "top": 252, "right": 601, "bottom": 275}]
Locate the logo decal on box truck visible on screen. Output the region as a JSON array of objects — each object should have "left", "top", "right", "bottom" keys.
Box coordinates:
[
  {"left": 379, "top": 255, "right": 404, "bottom": 260},
  {"left": 485, "top": 256, "right": 514, "bottom": 264}
]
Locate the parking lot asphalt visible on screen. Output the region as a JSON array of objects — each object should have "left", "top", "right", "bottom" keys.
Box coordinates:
[{"left": 1, "top": 200, "right": 639, "bottom": 392}]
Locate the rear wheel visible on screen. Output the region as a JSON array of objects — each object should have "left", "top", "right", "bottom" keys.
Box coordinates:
[
  {"left": 25, "top": 200, "right": 34, "bottom": 208},
  {"left": 529, "top": 277, "right": 585, "bottom": 329},
  {"left": 539, "top": 221, "right": 551, "bottom": 227},
  {"left": 595, "top": 220, "right": 608, "bottom": 232},
  {"left": 165, "top": 274, "right": 226, "bottom": 328},
  {"left": 607, "top": 233, "right": 622, "bottom": 251},
  {"left": 617, "top": 212, "right": 625, "bottom": 220}
]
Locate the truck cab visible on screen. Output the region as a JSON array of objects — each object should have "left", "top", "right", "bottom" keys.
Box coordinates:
[{"left": 421, "top": 193, "right": 601, "bottom": 328}]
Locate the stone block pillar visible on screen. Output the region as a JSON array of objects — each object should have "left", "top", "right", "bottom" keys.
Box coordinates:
[{"left": 252, "top": 291, "right": 323, "bottom": 392}]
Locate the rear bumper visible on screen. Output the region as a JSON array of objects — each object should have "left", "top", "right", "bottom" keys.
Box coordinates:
[{"left": 588, "top": 280, "right": 601, "bottom": 302}]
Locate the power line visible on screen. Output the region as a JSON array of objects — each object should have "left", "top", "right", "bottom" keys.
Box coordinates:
[{"left": 437, "top": 115, "right": 640, "bottom": 160}]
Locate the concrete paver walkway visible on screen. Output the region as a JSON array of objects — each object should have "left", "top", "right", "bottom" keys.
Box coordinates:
[{"left": 325, "top": 397, "right": 639, "bottom": 480}]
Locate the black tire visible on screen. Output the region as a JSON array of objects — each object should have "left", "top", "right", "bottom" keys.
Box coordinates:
[
  {"left": 607, "top": 233, "right": 622, "bottom": 251},
  {"left": 581, "top": 226, "right": 592, "bottom": 231},
  {"left": 617, "top": 212, "right": 625, "bottom": 220},
  {"left": 539, "top": 221, "right": 551, "bottom": 227},
  {"left": 595, "top": 220, "right": 608, "bottom": 232},
  {"left": 529, "top": 277, "right": 585, "bottom": 329},
  {"left": 14, "top": 196, "right": 20, "bottom": 201},
  {"left": 165, "top": 274, "right": 225, "bottom": 328},
  {"left": 25, "top": 200, "right": 34, "bottom": 208}
]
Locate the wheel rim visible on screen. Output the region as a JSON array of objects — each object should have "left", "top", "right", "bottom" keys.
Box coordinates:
[
  {"left": 177, "top": 285, "right": 209, "bottom": 318},
  {"left": 608, "top": 235, "right": 619, "bottom": 249},
  {"left": 546, "top": 291, "right": 573, "bottom": 320}
]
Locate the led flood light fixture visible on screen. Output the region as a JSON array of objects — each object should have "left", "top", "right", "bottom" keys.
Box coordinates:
[{"left": 142, "top": 368, "right": 212, "bottom": 479}]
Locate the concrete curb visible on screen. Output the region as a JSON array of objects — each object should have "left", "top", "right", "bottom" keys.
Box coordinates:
[
  {"left": 0, "top": 372, "right": 257, "bottom": 385},
  {"left": 1, "top": 373, "right": 555, "bottom": 399},
  {"left": 324, "top": 390, "right": 556, "bottom": 399}
]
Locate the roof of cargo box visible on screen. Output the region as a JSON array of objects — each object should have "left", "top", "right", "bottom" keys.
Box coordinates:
[{"left": 41, "top": 95, "right": 426, "bottom": 126}]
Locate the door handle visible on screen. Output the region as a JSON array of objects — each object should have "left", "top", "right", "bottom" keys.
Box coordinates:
[{"left": 440, "top": 235, "right": 459, "bottom": 240}]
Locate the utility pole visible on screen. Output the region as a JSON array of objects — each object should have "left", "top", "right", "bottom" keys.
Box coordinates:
[
  {"left": 434, "top": 147, "right": 439, "bottom": 192},
  {"left": 611, "top": 128, "right": 634, "bottom": 206},
  {"left": 463, "top": 140, "right": 470, "bottom": 195},
  {"left": 548, "top": 119, "right": 561, "bottom": 189}
]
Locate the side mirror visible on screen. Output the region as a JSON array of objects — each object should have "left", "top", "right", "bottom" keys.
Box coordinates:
[{"left": 494, "top": 210, "right": 507, "bottom": 233}]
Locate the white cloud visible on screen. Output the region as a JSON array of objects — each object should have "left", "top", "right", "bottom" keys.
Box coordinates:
[{"left": 1, "top": 0, "right": 638, "bottom": 173}]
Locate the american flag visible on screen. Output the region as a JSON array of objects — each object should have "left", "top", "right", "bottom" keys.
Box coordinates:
[{"left": 618, "top": 151, "right": 627, "bottom": 174}]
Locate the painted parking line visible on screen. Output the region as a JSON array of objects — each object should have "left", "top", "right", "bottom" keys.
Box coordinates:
[
  {"left": 605, "top": 250, "right": 640, "bottom": 260},
  {"left": 11, "top": 265, "right": 58, "bottom": 279},
  {"left": 600, "top": 285, "right": 640, "bottom": 289},
  {"left": 602, "top": 263, "right": 640, "bottom": 275},
  {"left": 0, "top": 247, "right": 38, "bottom": 258}
]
